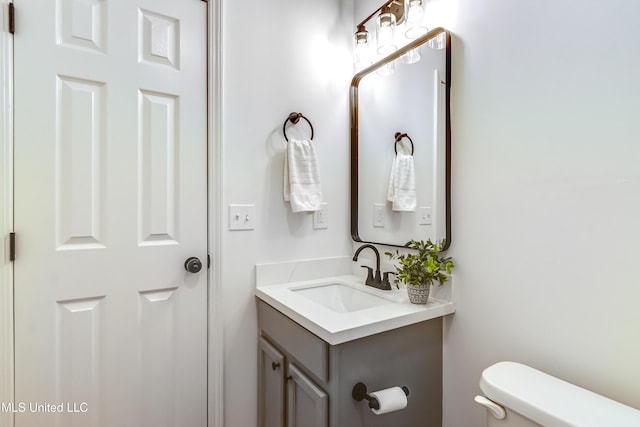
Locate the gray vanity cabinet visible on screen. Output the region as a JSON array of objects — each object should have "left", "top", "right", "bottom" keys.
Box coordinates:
[{"left": 258, "top": 300, "right": 443, "bottom": 427}]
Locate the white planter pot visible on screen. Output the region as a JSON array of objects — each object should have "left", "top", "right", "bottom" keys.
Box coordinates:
[{"left": 407, "top": 283, "right": 431, "bottom": 304}]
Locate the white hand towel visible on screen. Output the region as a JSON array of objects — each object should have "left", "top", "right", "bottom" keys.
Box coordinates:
[
  {"left": 283, "top": 138, "right": 323, "bottom": 212},
  {"left": 387, "top": 153, "right": 416, "bottom": 212}
]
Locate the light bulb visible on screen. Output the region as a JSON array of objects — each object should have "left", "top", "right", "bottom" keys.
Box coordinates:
[
  {"left": 376, "top": 61, "right": 395, "bottom": 77},
  {"left": 428, "top": 32, "right": 446, "bottom": 50},
  {"left": 354, "top": 25, "right": 372, "bottom": 69},
  {"left": 376, "top": 8, "right": 397, "bottom": 55},
  {"left": 401, "top": 48, "right": 421, "bottom": 64},
  {"left": 405, "top": 0, "right": 427, "bottom": 39}
]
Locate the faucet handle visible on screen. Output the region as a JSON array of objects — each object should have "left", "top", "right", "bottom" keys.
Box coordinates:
[
  {"left": 382, "top": 271, "right": 397, "bottom": 290},
  {"left": 360, "top": 265, "right": 374, "bottom": 283}
]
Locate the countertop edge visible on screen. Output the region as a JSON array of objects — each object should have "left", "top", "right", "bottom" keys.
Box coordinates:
[{"left": 255, "top": 290, "right": 456, "bottom": 345}]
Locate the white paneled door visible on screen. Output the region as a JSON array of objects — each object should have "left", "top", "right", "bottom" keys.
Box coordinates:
[{"left": 13, "top": 0, "right": 208, "bottom": 426}]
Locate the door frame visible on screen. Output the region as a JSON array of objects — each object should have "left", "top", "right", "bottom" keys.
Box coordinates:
[
  {"left": 207, "top": 1, "right": 224, "bottom": 426},
  {"left": 0, "top": 0, "right": 224, "bottom": 425},
  {"left": 1, "top": 1, "right": 15, "bottom": 426}
]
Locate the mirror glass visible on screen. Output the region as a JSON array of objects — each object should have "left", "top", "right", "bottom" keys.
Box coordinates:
[{"left": 350, "top": 28, "right": 450, "bottom": 248}]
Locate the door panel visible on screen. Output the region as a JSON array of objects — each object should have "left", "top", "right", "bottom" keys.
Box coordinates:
[
  {"left": 13, "top": 0, "right": 208, "bottom": 425},
  {"left": 286, "top": 364, "right": 328, "bottom": 427},
  {"left": 55, "top": 75, "right": 106, "bottom": 250},
  {"left": 259, "top": 337, "right": 286, "bottom": 427}
]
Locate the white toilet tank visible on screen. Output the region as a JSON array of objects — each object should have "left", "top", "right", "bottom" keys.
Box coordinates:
[{"left": 475, "top": 361, "right": 640, "bottom": 427}]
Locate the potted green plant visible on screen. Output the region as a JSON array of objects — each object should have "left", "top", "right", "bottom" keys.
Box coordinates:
[{"left": 385, "top": 239, "right": 454, "bottom": 304}]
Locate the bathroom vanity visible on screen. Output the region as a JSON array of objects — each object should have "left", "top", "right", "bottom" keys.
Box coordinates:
[
  {"left": 255, "top": 257, "right": 455, "bottom": 427},
  {"left": 258, "top": 300, "right": 443, "bottom": 427}
]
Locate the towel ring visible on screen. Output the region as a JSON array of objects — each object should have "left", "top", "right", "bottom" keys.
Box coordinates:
[
  {"left": 394, "top": 132, "right": 414, "bottom": 155},
  {"left": 283, "top": 112, "right": 314, "bottom": 142}
]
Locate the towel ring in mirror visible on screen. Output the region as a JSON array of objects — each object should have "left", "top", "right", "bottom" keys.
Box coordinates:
[
  {"left": 283, "top": 112, "right": 314, "bottom": 142},
  {"left": 394, "top": 132, "right": 414, "bottom": 155}
]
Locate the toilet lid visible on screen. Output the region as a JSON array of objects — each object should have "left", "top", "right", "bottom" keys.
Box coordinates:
[{"left": 479, "top": 362, "right": 640, "bottom": 427}]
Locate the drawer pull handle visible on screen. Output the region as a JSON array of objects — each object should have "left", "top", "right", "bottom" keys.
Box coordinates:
[{"left": 272, "top": 362, "right": 280, "bottom": 371}]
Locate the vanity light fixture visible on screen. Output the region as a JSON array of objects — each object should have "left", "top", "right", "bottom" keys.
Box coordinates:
[{"left": 353, "top": 0, "right": 430, "bottom": 72}]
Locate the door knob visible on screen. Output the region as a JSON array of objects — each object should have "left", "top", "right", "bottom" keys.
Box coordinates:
[{"left": 184, "top": 257, "right": 203, "bottom": 273}]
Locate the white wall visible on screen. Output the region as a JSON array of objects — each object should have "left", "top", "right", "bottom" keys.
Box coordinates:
[
  {"left": 443, "top": 0, "right": 640, "bottom": 425},
  {"left": 220, "top": 1, "right": 354, "bottom": 425}
]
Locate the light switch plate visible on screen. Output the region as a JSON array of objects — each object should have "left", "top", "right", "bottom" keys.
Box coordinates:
[
  {"left": 313, "top": 203, "right": 328, "bottom": 229},
  {"left": 229, "top": 204, "right": 256, "bottom": 230},
  {"left": 373, "top": 203, "right": 386, "bottom": 227},
  {"left": 418, "top": 206, "right": 432, "bottom": 225}
]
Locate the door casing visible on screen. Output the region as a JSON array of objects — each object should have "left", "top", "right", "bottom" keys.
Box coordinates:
[
  {"left": 1, "top": 1, "right": 15, "bottom": 426},
  {"left": 0, "top": 1, "right": 224, "bottom": 426}
]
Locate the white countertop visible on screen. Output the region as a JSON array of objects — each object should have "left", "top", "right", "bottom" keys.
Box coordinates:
[{"left": 255, "top": 257, "right": 456, "bottom": 345}]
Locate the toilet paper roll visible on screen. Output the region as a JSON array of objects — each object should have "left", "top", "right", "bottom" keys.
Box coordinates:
[{"left": 369, "top": 386, "right": 408, "bottom": 415}]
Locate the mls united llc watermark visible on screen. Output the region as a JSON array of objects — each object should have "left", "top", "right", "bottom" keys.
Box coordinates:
[{"left": 1, "top": 402, "right": 88, "bottom": 413}]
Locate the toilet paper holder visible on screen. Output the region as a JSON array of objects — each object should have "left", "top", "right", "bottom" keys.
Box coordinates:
[{"left": 352, "top": 382, "right": 409, "bottom": 410}]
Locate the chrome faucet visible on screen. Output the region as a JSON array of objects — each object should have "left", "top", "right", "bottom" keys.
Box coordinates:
[{"left": 352, "top": 244, "right": 392, "bottom": 290}]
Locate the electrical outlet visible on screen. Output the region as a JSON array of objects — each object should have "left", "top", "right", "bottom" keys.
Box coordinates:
[
  {"left": 373, "top": 203, "right": 386, "bottom": 227},
  {"left": 418, "top": 206, "right": 432, "bottom": 225},
  {"left": 313, "top": 203, "right": 328, "bottom": 229},
  {"left": 229, "top": 204, "right": 256, "bottom": 230}
]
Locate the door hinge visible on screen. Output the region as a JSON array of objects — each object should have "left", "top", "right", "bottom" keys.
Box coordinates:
[
  {"left": 8, "top": 3, "right": 15, "bottom": 35},
  {"left": 9, "top": 232, "right": 16, "bottom": 261}
]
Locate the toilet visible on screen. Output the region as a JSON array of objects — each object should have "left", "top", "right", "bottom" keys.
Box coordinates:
[{"left": 475, "top": 361, "right": 640, "bottom": 427}]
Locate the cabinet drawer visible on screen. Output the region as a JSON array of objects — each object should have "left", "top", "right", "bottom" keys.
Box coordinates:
[{"left": 258, "top": 301, "right": 328, "bottom": 382}]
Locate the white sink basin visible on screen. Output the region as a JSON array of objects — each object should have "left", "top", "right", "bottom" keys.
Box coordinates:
[{"left": 292, "top": 282, "right": 395, "bottom": 313}]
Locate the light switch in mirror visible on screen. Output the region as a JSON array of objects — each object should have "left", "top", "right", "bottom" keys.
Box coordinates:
[{"left": 350, "top": 28, "right": 451, "bottom": 249}]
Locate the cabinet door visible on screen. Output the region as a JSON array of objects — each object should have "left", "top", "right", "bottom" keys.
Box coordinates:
[
  {"left": 286, "top": 363, "right": 328, "bottom": 427},
  {"left": 259, "top": 337, "right": 286, "bottom": 427}
]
